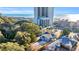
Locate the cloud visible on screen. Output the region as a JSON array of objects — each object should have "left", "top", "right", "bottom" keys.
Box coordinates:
[
  {"left": 67, "top": 14, "right": 79, "bottom": 22},
  {"left": 54, "top": 14, "right": 79, "bottom": 22}
]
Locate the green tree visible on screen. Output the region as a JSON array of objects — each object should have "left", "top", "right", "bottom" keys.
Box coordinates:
[
  {"left": 20, "top": 22, "right": 42, "bottom": 35},
  {"left": 74, "top": 28, "right": 79, "bottom": 33},
  {"left": 30, "top": 33, "right": 37, "bottom": 43},
  {"left": 0, "top": 16, "right": 16, "bottom": 24},
  {"left": 0, "top": 42, "right": 25, "bottom": 51},
  {"left": 14, "top": 31, "right": 31, "bottom": 44},
  {"left": 15, "top": 20, "right": 31, "bottom": 26},
  {"left": 0, "top": 23, "right": 17, "bottom": 40},
  {"left": 62, "top": 28, "right": 71, "bottom": 36},
  {"left": 14, "top": 31, "right": 32, "bottom": 50},
  {"left": 0, "top": 31, "right": 7, "bottom": 43}
]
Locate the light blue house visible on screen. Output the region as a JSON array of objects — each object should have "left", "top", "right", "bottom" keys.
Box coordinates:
[
  {"left": 60, "top": 36, "right": 77, "bottom": 50},
  {"left": 44, "top": 36, "right": 77, "bottom": 51},
  {"left": 38, "top": 32, "right": 56, "bottom": 45}
]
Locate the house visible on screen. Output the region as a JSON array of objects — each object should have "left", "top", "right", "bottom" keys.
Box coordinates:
[
  {"left": 54, "top": 30, "right": 62, "bottom": 39},
  {"left": 30, "top": 32, "right": 56, "bottom": 51},
  {"left": 76, "top": 42, "right": 79, "bottom": 51},
  {"left": 60, "top": 36, "right": 77, "bottom": 50},
  {"left": 30, "top": 42, "right": 42, "bottom": 51},
  {"left": 45, "top": 40, "right": 61, "bottom": 51},
  {"left": 38, "top": 32, "right": 56, "bottom": 44},
  {"left": 45, "top": 35, "right": 77, "bottom": 51},
  {"left": 75, "top": 33, "right": 79, "bottom": 41}
]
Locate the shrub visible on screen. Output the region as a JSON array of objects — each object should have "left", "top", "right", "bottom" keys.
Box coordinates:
[{"left": 0, "top": 42, "right": 25, "bottom": 51}]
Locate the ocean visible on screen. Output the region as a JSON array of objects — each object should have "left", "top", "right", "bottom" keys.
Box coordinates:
[{"left": 2, "top": 14, "right": 34, "bottom": 18}]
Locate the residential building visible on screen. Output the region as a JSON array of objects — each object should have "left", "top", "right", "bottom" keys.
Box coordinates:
[{"left": 34, "top": 7, "right": 53, "bottom": 27}]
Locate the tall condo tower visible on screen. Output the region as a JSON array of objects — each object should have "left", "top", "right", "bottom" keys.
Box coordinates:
[{"left": 34, "top": 7, "right": 53, "bottom": 27}]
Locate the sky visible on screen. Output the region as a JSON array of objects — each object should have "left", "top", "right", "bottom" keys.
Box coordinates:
[
  {"left": 0, "top": 7, "right": 79, "bottom": 15},
  {"left": 0, "top": 7, "right": 34, "bottom": 14},
  {"left": 54, "top": 7, "right": 79, "bottom": 22},
  {"left": 0, "top": 7, "right": 79, "bottom": 21},
  {"left": 54, "top": 7, "right": 79, "bottom": 15}
]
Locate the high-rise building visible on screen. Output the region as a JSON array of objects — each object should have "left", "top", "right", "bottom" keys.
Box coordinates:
[{"left": 34, "top": 7, "right": 53, "bottom": 27}]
